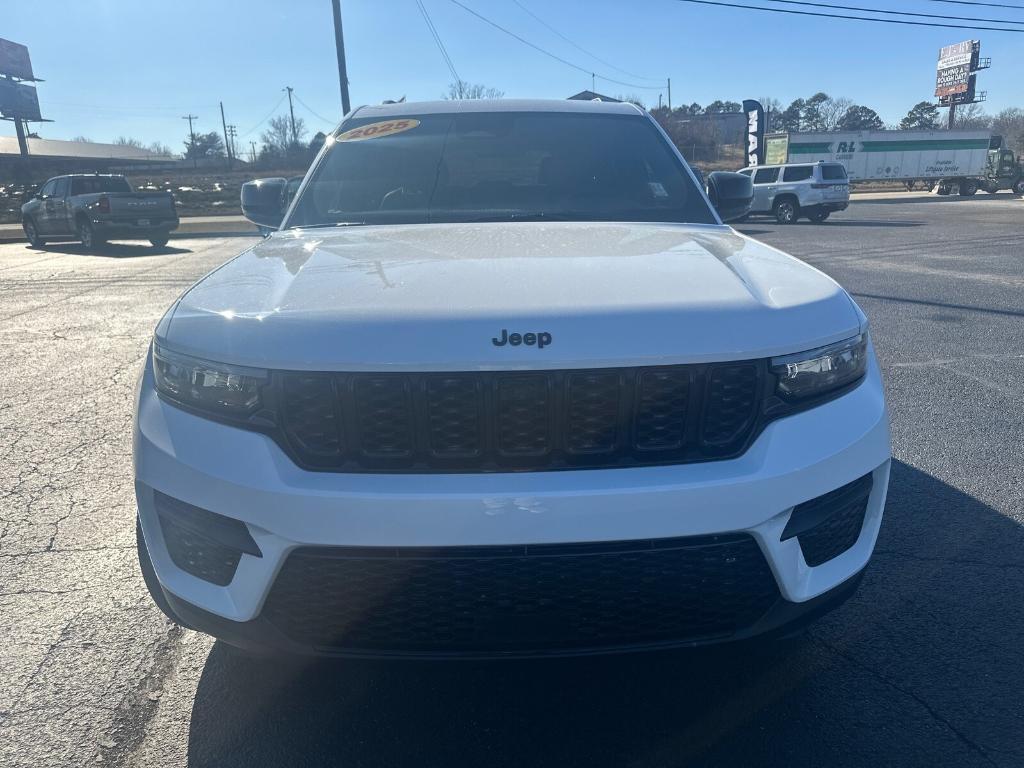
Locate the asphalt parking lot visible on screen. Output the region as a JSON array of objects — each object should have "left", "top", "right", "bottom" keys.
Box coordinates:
[{"left": 2, "top": 194, "right": 1023, "bottom": 767}]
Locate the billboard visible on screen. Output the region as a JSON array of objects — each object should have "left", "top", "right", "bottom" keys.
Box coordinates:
[
  {"left": 0, "top": 38, "right": 34, "bottom": 80},
  {"left": 742, "top": 99, "right": 765, "bottom": 167},
  {"left": 0, "top": 79, "right": 42, "bottom": 121},
  {"left": 938, "top": 75, "right": 977, "bottom": 106},
  {"left": 937, "top": 40, "right": 977, "bottom": 71},
  {"left": 935, "top": 40, "right": 979, "bottom": 99},
  {"left": 935, "top": 63, "right": 972, "bottom": 98}
]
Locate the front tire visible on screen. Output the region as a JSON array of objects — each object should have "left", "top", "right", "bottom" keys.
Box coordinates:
[
  {"left": 77, "top": 218, "right": 104, "bottom": 251},
  {"left": 149, "top": 234, "right": 170, "bottom": 248},
  {"left": 773, "top": 198, "right": 799, "bottom": 224},
  {"left": 1013, "top": 179, "right": 1024, "bottom": 195},
  {"left": 23, "top": 217, "right": 45, "bottom": 247}
]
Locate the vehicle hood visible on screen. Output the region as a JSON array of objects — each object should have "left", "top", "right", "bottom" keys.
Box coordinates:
[{"left": 161, "top": 222, "right": 862, "bottom": 370}]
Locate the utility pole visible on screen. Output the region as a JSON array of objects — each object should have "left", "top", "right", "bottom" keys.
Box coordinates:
[
  {"left": 227, "top": 125, "right": 238, "bottom": 162},
  {"left": 283, "top": 86, "right": 297, "bottom": 144},
  {"left": 591, "top": 73, "right": 595, "bottom": 92},
  {"left": 332, "top": 0, "right": 351, "bottom": 115},
  {"left": 219, "top": 102, "right": 233, "bottom": 170},
  {"left": 667, "top": 78, "right": 672, "bottom": 111},
  {"left": 947, "top": 103, "right": 957, "bottom": 130},
  {"left": 182, "top": 114, "right": 198, "bottom": 168},
  {"left": 250, "top": 140, "right": 257, "bottom": 166}
]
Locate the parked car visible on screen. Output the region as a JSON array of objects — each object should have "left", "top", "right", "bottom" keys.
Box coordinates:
[
  {"left": 21, "top": 174, "right": 179, "bottom": 249},
  {"left": 738, "top": 161, "right": 850, "bottom": 223},
  {"left": 136, "top": 99, "right": 890, "bottom": 658}
]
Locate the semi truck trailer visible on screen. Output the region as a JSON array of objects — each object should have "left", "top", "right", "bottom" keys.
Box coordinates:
[{"left": 764, "top": 130, "right": 1024, "bottom": 196}]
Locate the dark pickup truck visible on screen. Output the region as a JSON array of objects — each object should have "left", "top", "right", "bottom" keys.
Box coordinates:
[{"left": 21, "top": 174, "right": 178, "bottom": 250}]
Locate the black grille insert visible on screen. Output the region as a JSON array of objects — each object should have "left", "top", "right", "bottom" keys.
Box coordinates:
[
  {"left": 154, "top": 492, "right": 260, "bottom": 586},
  {"left": 261, "top": 534, "right": 779, "bottom": 653},
  {"left": 783, "top": 474, "right": 873, "bottom": 567},
  {"left": 272, "top": 362, "right": 764, "bottom": 472}
]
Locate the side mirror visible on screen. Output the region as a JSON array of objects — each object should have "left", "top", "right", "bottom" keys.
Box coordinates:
[
  {"left": 706, "top": 171, "right": 753, "bottom": 223},
  {"left": 240, "top": 177, "right": 287, "bottom": 229}
]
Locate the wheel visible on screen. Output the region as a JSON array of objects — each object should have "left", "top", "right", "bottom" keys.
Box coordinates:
[
  {"left": 1014, "top": 179, "right": 1024, "bottom": 195},
  {"left": 808, "top": 210, "right": 830, "bottom": 223},
  {"left": 958, "top": 180, "right": 978, "bottom": 197},
  {"left": 773, "top": 198, "right": 799, "bottom": 224},
  {"left": 76, "top": 218, "right": 104, "bottom": 251},
  {"left": 149, "top": 234, "right": 170, "bottom": 248},
  {"left": 23, "top": 217, "right": 45, "bottom": 247}
]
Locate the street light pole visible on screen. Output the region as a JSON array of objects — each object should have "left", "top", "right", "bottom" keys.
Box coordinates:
[{"left": 332, "top": 0, "right": 351, "bottom": 115}]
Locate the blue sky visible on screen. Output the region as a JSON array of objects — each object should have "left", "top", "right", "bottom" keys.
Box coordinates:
[{"left": 4, "top": 0, "right": 1022, "bottom": 151}]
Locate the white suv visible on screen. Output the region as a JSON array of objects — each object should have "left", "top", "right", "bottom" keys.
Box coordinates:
[
  {"left": 739, "top": 161, "right": 851, "bottom": 224},
  {"left": 134, "top": 100, "right": 890, "bottom": 659}
]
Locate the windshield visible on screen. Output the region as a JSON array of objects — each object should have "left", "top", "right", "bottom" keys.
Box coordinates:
[{"left": 285, "top": 111, "right": 715, "bottom": 227}]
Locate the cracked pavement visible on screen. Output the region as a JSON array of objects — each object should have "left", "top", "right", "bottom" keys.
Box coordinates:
[{"left": 2, "top": 196, "right": 1024, "bottom": 767}]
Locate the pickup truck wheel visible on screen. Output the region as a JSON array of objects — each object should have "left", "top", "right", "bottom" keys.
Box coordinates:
[
  {"left": 773, "top": 198, "right": 799, "bottom": 224},
  {"left": 23, "top": 217, "right": 45, "bottom": 247},
  {"left": 958, "top": 180, "right": 978, "bottom": 197},
  {"left": 1014, "top": 180, "right": 1024, "bottom": 195},
  {"left": 149, "top": 235, "right": 170, "bottom": 248},
  {"left": 76, "top": 219, "right": 103, "bottom": 251}
]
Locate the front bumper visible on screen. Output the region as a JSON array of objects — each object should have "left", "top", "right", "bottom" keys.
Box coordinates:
[{"left": 134, "top": 348, "right": 890, "bottom": 656}]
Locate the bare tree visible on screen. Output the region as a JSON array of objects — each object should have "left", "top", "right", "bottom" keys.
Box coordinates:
[
  {"left": 71, "top": 135, "right": 93, "bottom": 143},
  {"left": 261, "top": 114, "right": 307, "bottom": 155},
  {"left": 444, "top": 80, "right": 504, "bottom": 100},
  {"left": 615, "top": 94, "right": 646, "bottom": 109},
  {"left": 991, "top": 107, "right": 1024, "bottom": 151},
  {"left": 114, "top": 136, "right": 145, "bottom": 148},
  {"left": 148, "top": 141, "right": 174, "bottom": 157},
  {"left": 952, "top": 103, "right": 991, "bottom": 130}
]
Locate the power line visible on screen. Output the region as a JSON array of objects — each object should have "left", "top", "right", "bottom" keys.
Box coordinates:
[
  {"left": 671, "top": 0, "right": 1024, "bottom": 31},
  {"left": 509, "top": 0, "right": 662, "bottom": 82},
  {"left": 239, "top": 93, "right": 287, "bottom": 137},
  {"left": 447, "top": 0, "right": 663, "bottom": 89},
  {"left": 925, "top": 0, "right": 1024, "bottom": 9},
  {"left": 417, "top": 0, "right": 461, "bottom": 84},
  {"left": 763, "top": 0, "right": 1024, "bottom": 23},
  {"left": 292, "top": 92, "right": 339, "bottom": 127}
]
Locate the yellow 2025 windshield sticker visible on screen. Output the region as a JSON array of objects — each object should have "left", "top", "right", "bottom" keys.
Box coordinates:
[{"left": 336, "top": 119, "right": 420, "bottom": 142}]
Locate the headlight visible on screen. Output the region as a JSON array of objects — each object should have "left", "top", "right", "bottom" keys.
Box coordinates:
[
  {"left": 152, "top": 342, "right": 268, "bottom": 417},
  {"left": 771, "top": 334, "right": 868, "bottom": 401}
]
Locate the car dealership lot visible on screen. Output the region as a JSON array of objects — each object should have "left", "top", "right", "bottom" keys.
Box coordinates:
[{"left": 1, "top": 195, "right": 1023, "bottom": 767}]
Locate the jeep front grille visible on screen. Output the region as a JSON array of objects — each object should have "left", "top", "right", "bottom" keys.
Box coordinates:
[{"left": 273, "top": 362, "right": 765, "bottom": 472}]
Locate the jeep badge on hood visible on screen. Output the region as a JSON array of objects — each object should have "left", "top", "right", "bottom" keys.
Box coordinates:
[{"left": 492, "top": 329, "right": 552, "bottom": 349}]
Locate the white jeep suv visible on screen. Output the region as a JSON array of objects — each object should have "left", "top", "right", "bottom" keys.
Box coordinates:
[
  {"left": 739, "top": 161, "right": 851, "bottom": 224},
  {"left": 134, "top": 100, "right": 890, "bottom": 658}
]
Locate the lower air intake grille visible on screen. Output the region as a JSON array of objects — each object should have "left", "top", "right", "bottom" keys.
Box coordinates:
[
  {"left": 784, "top": 474, "right": 873, "bottom": 567},
  {"left": 260, "top": 534, "right": 779, "bottom": 654}
]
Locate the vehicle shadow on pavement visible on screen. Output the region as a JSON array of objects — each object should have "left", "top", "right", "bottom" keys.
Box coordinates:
[
  {"left": 29, "top": 242, "right": 191, "bottom": 257},
  {"left": 185, "top": 460, "right": 1024, "bottom": 768}
]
